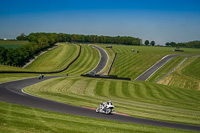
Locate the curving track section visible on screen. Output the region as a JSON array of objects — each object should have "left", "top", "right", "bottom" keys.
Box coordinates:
[
  {"left": 91, "top": 45, "right": 108, "bottom": 73},
  {"left": 0, "top": 77, "right": 200, "bottom": 131},
  {"left": 1, "top": 48, "right": 200, "bottom": 131}
]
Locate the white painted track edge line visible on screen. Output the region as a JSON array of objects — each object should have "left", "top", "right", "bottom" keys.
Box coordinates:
[
  {"left": 90, "top": 45, "right": 109, "bottom": 73},
  {"left": 135, "top": 55, "right": 170, "bottom": 80},
  {"left": 91, "top": 45, "right": 101, "bottom": 72},
  {"left": 144, "top": 57, "right": 172, "bottom": 81}
]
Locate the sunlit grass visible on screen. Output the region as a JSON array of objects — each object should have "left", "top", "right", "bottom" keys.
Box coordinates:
[
  {"left": 158, "top": 56, "right": 200, "bottom": 90},
  {"left": 24, "top": 76, "right": 200, "bottom": 125},
  {"left": 1, "top": 101, "right": 194, "bottom": 133},
  {"left": 25, "top": 43, "right": 79, "bottom": 72}
]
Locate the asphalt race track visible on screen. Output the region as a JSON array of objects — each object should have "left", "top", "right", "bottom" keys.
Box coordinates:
[
  {"left": 0, "top": 77, "right": 200, "bottom": 131},
  {"left": 1, "top": 48, "right": 200, "bottom": 131},
  {"left": 92, "top": 45, "right": 108, "bottom": 73},
  {"left": 136, "top": 55, "right": 178, "bottom": 81}
]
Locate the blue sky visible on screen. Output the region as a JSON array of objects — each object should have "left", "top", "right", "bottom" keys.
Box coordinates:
[{"left": 0, "top": 0, "right": 200, "bottom": 45}]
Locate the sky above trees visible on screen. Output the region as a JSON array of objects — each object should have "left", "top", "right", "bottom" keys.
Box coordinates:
[{"left": 0, "top": 0, "right": 200, "bottom": 45}]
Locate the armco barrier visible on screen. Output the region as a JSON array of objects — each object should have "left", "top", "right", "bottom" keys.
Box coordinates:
[
  {"left": 108, "top": 52, "right": 117, "bottom": 75},
  {"left": 0, "top": 45, "right": 81, "bottom": 74},
  {"left": 81, "top": 74, "right": 131, "bottom": 81}
]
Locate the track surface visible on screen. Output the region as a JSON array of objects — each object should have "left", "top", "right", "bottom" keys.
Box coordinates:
[
  {"left": 0, "top": 77, "right": 200, "bottom": 131},
  {"left": 1, "top": 48, "right": 200, "bottom": 131},
  {"left": 92, "top": 45, "right": 108, "bottom": 73},
  {"left": 136, "top": 55, "right": 178, "bottom": 81}
]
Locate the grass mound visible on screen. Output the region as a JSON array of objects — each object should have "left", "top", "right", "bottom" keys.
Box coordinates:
[
  {"left": 61, "top": 44, "right": 100, "bottom": 75},
  {"left": 24, "top": 76, "right": 200, "bottom": 125},
  {"left": 182, "top": 57, "right": 200, "bottom": 80},
  {"left": 158, "top": 56, "right": 200, "bottom": 90},
  {"left": 26, "top": 43, "right": 80, "bottom": 72}
]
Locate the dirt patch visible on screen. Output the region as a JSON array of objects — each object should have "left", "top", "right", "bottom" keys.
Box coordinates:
[
  {"left": 198, "top": 83, "right": 200, "bottom": 91},
  {"left": 158, "top": 75, "right": 173, "bottom": 85}
]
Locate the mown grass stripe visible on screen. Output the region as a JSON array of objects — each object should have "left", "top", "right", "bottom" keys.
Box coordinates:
[
  {"left": 109, "top": 81, "right": 116, "bottom": 96},
  {"left": 122, "top": 81, "right": 131, "bottom": 97}
]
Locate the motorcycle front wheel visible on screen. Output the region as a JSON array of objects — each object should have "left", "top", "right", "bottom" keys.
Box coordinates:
[
  {"left": 96, "top": 108, "right": 100, "bottom": 113},
  {"left": 106, "top": 108, "right": 111, "bottom": 115}
]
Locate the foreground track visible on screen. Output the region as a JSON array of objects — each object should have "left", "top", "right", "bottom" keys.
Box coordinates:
[{"left": 0, "top": 77, "right": 200, "bottom": 131}]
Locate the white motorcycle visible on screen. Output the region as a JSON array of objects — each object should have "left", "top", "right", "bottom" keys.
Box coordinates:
[{"left": 96, "top": 101, "right": 115, "bottom": 115}]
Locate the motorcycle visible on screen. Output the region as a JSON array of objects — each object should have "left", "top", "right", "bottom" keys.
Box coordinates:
[{"left": 96, "top": 101, "right": 115, "bottom": 115}]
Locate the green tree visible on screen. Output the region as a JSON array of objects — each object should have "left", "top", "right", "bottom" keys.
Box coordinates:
[
  {"left": 16, "top": 33, "right": 27, "bottom": 41},
  {"left": 150, "top": 41, "right": 155, "bottom": 46},
  {"left": 165, "top": 42, "right": 170, "bottom": 46},
  {"left": 145, "top": 40, "right": 149, "bottom": 46}
]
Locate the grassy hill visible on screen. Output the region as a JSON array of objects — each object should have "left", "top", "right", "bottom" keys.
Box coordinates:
[
  {"left": 1, "top": 43, "right": 200, "bottom": 132},
  {"left": 98, "top": 45, "right": 200, "bottom": 80},
  {"left": 158, "top": 56, "right": 200, "bottom": 90},
  {"left": 59, "top": 44, "right": 100, "bottom": 75},
  {"left": 25, "top": 43, "right": 80, "bottom": 72},
  {"left": 24, "top": 76, "right": 200, "bottom": 126}
]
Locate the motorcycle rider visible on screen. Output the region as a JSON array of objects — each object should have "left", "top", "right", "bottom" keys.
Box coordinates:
[{"left": 100, "top": 100, "right": 112, "bottom": 110}]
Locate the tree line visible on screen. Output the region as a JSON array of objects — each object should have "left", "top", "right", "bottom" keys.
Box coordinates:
[
  {"left": 25, "top": 33, "right": 142, "bottom": 45},
  {"left": 0, "top": 33, "right": 142, "bottom": 67},
  {"left": 0, "top": 33, "right": 57, "bottom": 66},
  {"left": 144, "top": 40, "right": 155, "bottom": 46},
  {"left": 165, "top": 41, "right": 200, "bottom": 48}
]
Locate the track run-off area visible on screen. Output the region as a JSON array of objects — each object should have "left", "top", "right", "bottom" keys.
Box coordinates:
[{"left": 0, "top": 44, "right": 200, "bottom": 132}]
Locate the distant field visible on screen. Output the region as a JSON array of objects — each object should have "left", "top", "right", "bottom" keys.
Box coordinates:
[
  {"left": 158, "top": 56, "right": 200, "bottom": 90},
  {"left": 24, "top": 76, "right": 200, "bottom": 125},
  {"left": 0, "top": 40, "right": 28, "bottom": 49},
  {"left": 0, "top": 101, "right": 193, "bottom": 133},
  {"left": 106, "top": 45, "right": 200, "bottom": 80}
]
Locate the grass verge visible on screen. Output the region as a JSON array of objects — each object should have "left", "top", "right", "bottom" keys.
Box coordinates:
[
  {"left": 0, "top": 101, "right": 197, "bottom": 133},
  {"left": 147, "top": 56, "right": 186, "bottom": 82},
  {"left": 24, "top": 76, "right": 200, "bottom": 126},
  {"left": 158, "top": 57, "right": 200, "bottom": 90}
]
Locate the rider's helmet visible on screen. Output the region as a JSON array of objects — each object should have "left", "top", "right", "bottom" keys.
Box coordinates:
[{"left": 107, "top": 100, "right": 112, "bottom": 105}]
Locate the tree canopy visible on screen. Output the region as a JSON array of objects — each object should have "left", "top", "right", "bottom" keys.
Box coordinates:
[
  {"left": 150, "top": 41, "right": 155, "bottom": 46},
  {"left": 165, "top": 41, "right": 200, "bottom": 48},
  {"left": 145, "top": 40, "right": 149, "bottom": 46}
]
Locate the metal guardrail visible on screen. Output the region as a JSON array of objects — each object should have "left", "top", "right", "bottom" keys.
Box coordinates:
[{"left": 108, "top": 52, "right": 117, "bottom": 75}]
